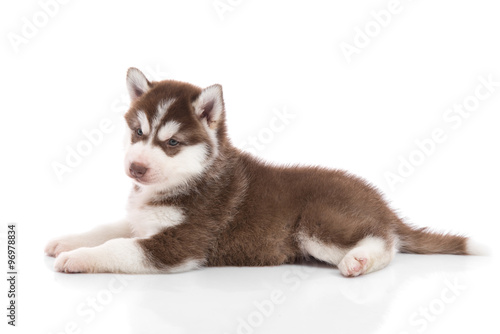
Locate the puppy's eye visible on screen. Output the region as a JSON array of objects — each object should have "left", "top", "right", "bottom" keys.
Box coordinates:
[
  {"left": 168, "top": 138, "right": 179, "bottom": 146},
  {"left": 136, "top": 128, "right": 143, "bottom": 136}
]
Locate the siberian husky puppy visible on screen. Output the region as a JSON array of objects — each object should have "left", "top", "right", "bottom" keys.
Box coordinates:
[{"left": 45, "top": 68, "right": 485, "bottom": 276}]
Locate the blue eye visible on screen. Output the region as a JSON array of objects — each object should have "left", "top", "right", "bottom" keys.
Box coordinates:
[
  {"left": 136, "top": 128, "right": 143, "bottom": 136},
  {"left": 168, "top": 138, "right": 179, "bottom": 146}
]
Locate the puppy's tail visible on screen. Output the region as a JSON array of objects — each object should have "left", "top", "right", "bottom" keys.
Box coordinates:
[{"left": 394, "top": 222, "right": 489, "bottom": 256}]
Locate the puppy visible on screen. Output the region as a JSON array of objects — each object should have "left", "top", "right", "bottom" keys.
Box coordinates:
[{"left": 45, "top": 68, "right": 483, "bottom": 276}]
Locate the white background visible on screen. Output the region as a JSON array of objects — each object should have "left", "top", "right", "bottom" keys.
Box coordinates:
[{"left": 1, "top": 0, "right": 499, "bottom": 333}]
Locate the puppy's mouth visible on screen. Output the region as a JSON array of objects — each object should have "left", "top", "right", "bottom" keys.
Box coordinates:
[{"left": 129, "top": 175, "right": 149, "bottom": 184}]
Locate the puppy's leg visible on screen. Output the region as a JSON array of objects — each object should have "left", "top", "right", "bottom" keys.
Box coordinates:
[
  {"left": 54, "top": 238, "right": 155, "bottom": 273},
  {"left": 298, "top": 202, "right": 398, "bottom": 277},
  {"left": 45, "top": 220, "right": 131, "bottom": 257},
  {"left": 54, "top": 222, "right": 209, "bottom": 274},
  {"left": 299, "top": 233, "right": 396, "bottom": 277}
]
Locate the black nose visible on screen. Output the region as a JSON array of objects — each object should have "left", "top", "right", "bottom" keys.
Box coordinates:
[{"left": 129, "top": 162, "right": 148, "bottom": 179}]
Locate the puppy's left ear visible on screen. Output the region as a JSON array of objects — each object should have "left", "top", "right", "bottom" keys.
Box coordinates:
[{"left": 193, "top": 84, "right": 224, "bottom": 129}]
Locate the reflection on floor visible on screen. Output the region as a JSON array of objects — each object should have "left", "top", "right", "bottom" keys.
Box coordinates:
[{"left": 41, "top": 253, "right": 494, "bottom": 334}]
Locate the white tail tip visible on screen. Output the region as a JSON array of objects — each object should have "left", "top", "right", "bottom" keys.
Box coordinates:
[{"left": 466, "top": 239, "right": 490, "bottom": 256}]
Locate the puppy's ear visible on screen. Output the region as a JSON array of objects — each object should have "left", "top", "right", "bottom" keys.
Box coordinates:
[
  {"left": 192, "top": 84, "right": 224, "bottom": 129},
  {"left": 126, "top": 68, "right": 150, "bottom": 101}
]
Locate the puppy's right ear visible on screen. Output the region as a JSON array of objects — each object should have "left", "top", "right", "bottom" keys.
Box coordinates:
[{"left": 126, "top": 68, "right": 150, "bottom": 101}]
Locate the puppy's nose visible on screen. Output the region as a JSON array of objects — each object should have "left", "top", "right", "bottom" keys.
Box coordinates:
[{"left": 129, "top": 162, "right": 148, "bottom": 179}]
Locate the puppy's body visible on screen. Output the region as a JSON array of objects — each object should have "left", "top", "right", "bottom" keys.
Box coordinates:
[{"left": 45, "top": 69, "right": 482, "bottom": 276}]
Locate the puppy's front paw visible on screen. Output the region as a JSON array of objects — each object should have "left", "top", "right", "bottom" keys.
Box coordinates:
[
  {"left": 45, "top": 236, "right": 82, "bottom": 257},
  {"left": 54, "top": 248, "right": 96, "bottom": 273}
]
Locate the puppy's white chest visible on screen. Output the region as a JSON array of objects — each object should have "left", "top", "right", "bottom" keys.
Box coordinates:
[{"left": 127, "top": 193, "right": 185, "bottom": 238}]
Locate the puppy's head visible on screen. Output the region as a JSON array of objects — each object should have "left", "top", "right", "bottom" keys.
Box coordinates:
[{"left": 123, "top": 68, "right": 226, "bottom": 192}]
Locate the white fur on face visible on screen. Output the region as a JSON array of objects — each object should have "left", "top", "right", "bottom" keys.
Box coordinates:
[
  {"left": 137, "top": 111, "right": 150, "bottom": 135},
  {"left": 151, "top": 98, "right": 176, "bottom": 131},
  {"left": 157, "top": 121, "right": 181, "bottom": 142},
  {"left": 124, "top": 97, "right": 214, "bottom": 193},
  {"left": 124, "top": 140, "right": 208, "bottom": 189}
]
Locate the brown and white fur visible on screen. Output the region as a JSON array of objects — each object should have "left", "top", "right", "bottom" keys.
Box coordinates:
[{"left": 45, "top": 68, "right": 486, "bottom": 277}]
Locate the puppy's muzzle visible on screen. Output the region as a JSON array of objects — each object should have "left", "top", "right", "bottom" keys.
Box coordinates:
[{"left": 129, "top": 162, "right": 148, "bottom": 179}]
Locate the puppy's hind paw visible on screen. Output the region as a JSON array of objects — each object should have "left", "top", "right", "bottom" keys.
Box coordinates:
[{"left": 338, "top": 254, "right": 368, "bottom": 277}]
